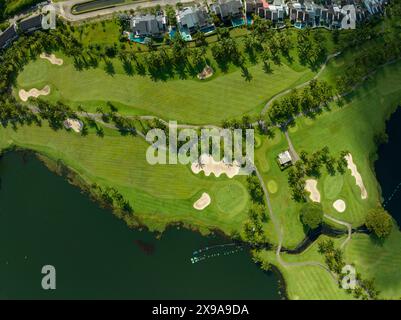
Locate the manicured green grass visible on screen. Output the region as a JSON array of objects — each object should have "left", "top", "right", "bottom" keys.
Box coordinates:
[
  {"left": 214, "top": 182, "right": 248, "bottom": 215},
  {"left": 261, "top": 236, "right": 353, "bottom": 300},
  {"left": 267, "top": 180, "right": 278, "bottom": 194},
  {"left": 73, "top": 19, "right": 123, "bottom": 47},
  {"left": 323, "top": 174, "right": 344, "bottom": 200},
  {"left": 254, "top": 60, "right": 401, "bottom": 249},
  {"left": 0, "top": 124, "right": 250, "bottom": 235},
  {"left": 255, "top": 130, "right": 306, "bottom": 247},
  {"left": 15, "top": 53, "right": 315, "bottom": 125},
  {"left": 288, "top": 61, "right": 401, "bottom": 226},
  {"left": 345, "top": 226, "right": 401, "bottom": 299},
  {"left": 263, "top": 227, "right": 401, "bottom": 300},
  {"left": 251, "top": 61, "right": 401, "bottom": 299}
]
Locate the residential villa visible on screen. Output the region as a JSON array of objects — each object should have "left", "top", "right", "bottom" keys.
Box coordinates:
[
  {"left": 210, "top": 0, "right": 244, "bottom": 24},
  {"left": 19, "top": 14, "right": 43, "bottom": 33},
  {"left": 131, "top": 14, "right": 167, "bottom": 39},
  {"left": 176, "top": 6, "right": 215, "bottom": 35},
  {"left": 121, "top": 0, "right": 387, "bottom": 43}
]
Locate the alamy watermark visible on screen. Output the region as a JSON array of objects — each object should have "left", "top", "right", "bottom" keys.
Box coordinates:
[
  {"left": 341, "top": 264, "right": 356, "bottom": 290},
  {"left": 145, "top": 121, "right": 255, "bottom": 175},
  {"left": 41, "top": 265, "right": 56, "bottom": 290},
  {"left": 41, "top": 4, "right": 57, "bottom": 30}
]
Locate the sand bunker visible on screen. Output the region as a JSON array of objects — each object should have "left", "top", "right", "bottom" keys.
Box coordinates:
[
  {"left": 193, "top": 193, "right": 211, "bottom": 210},
  {"left": 191, "top": 154, "right": 240, "bottom": 178},
  {"left": 63, "top": 118, "right": 83, "bottom": 133},
  {"left": 40, "top": 53, "right": 63, "bottom": 65},
  {"left": 19, "top": 85, "right": 50, "bottom": 102},
  {"left": 333, "top": 199, "right": 346, "bottom": 213},
  {"left": 345, "top": 153, "right": 367, "bottom": 199},
  {"left": 305, "top": 179, "right": 320, "bottom": 202}
]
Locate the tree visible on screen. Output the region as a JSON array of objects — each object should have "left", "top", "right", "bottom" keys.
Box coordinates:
[
  {"left": 193, "top": 30, "right": 207, "bottom": 47},
  {"left": 365, "top": 206, "right": 393, "bottom": 239},
  {"left": 300, "top": 202, "right": 323, "bottom": 229}
]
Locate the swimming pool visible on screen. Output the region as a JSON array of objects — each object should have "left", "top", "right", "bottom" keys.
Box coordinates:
[
  {"left": 231, "top": 17, "right": 245, "bottom": 27},
  {"left": 294, "top": 22, "right": 306, "bottom": 29},
  {"left": 179, "top": 27, "right": 192, "bottom": 41},
  {"left": 129, "top": 33, "right": 146, "bottom": 44}
]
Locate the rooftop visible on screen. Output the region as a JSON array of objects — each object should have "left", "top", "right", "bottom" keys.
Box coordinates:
[
  {"left": 277, "top": 150, "right": 292, "bottom": 165},
  {"left": 0, "top": 25, "right": 18, "bottom": 49},
  {"left": 19, "top": 15, "right": 43, "bottom": 33}
]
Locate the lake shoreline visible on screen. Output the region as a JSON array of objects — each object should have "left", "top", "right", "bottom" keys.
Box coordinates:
[
  {"left": 0, "top": 150, "right": 281, "bottom": 299},
  {"left": 374, "top": 105, "right": 401, "bottom": 228}
]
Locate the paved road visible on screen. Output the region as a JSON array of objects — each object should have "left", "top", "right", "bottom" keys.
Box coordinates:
[
  {"left": 53, "top": 0, "right": 197, "bottom": 22},
  {"left": 324, "top": 213, "right": 352, "bottom": 249},
  {"left": 284, "top": 130, "right": 299, "bottom": 162}
]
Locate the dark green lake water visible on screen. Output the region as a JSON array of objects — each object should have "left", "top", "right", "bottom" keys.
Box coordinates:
[
  {"left": 0, "top": 152, "right": 280, "bottom": 299},
  {"left": 375, "top": 106, "right": 401, "bottom": 228}
]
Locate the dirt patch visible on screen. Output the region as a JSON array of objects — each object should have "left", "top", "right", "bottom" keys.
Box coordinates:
[
  {"left": 193, "top": 192, "right": 211, "bottom": 210},
  {"left": 345, "top": 153, "right": 367, "bottom": 199},
  {"left": 333, "top": 199, "right": 346, "bottom": 212},
  {"left": 63, "top": 118, "right": 83, "bottom": 133},
  {"left": 305, "top": 179, "right": 320, "bottom": 202},
  {"left": 197, "top": 65, "right": 214, "bottom": 80},
  {"left": 40, "top": 53, "right": 64, "bottom": 65},
  {"left": 19, "top": 85, "right": 50, "bottom": 102},
  {"left": 191, "top": 154, "right": 240, "bottom": 178}
]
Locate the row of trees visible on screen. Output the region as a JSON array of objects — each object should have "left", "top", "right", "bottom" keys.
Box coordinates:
[
  {"left": 318, "top": 239, "right": 380, "bottom": 300},
  {"left": 297, "top": 28, "right": 327, "bottom": 68},
  {"left": 91, "top": 183, "right": 134, "bottom": 217},
  {"left": 34, "top": 99, "right": 77, "bottom": 131},
  {"left": 300, "top": 202, "right": 323, "bottom": 230},
  {"left": 242, "top": 174, "right": 268, "bottom": 246},
  {"left": 268, "top": 79, "right": 333, "bottom": 126},
  {"left": 336, "top": 2, "right": 401, "bottom": 95},
  {"left": 288, "top": 147, "right": 348, "bottom": 202}
]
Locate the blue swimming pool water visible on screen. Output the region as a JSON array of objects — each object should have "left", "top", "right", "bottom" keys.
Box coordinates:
[
  {"left": 231, "top": 17, "right": 245, "bottom": 27},
  {"left": 200, "top": 25, "right": 216, "bottom": 34},
  {"left": 246, "top": 16, "right": 253, "bottom": 25},
  {"left": 179, "top": 27, "right": 192, "bottom": 41},
  {"left": 129, "top": 33, "right": 146, "bottom": 44},
  {"left": 294, "top": 22, "right": 306, "bottom": 29}
]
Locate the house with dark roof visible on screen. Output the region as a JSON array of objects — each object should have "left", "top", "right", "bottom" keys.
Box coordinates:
[
  {"left": 210, "top": 0, "right": 244, "bottom": 22},
  {"left": 244, "top": 0, "right": 264, "bottom": 15},
  {"left": 176, "top": 6, "right": 214, "bottom": 34},
  {"left": 19, "top": 14, "right": 43, "bottom": 33},
  {"left": 0, "top": 24, "right": 18, "bottom": 49},
  {"left": 131, "top": 14, "right": 167, "bottom": 38}
]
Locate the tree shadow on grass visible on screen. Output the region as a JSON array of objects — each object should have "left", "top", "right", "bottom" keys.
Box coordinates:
[
  {"left": 104, "top": 60, "right": 115, "bottom": 76},
  {"left": 122, "top": 60, "right": 135, "bottom": 76}
]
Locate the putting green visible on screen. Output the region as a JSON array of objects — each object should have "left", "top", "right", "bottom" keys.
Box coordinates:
[
  {"left": 267, "top": 180, "right": 278, "bottom": 194},
  {"left": 214, "top": 182, "right": 248, "bottom": 215},
  {"left": 323, "top": 174, "right": 344, "bottom": 200},
  {"left": 259, "top": 154, "right": 270, "bottom": 173}
]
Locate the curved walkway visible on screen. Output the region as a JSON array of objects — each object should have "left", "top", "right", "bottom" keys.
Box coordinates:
[
  {"left": 324, "top": 213, "right": 352, "bottom": 249},
  {"left": 260, "top": 52, "right": 341, "bottom": 115}
]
